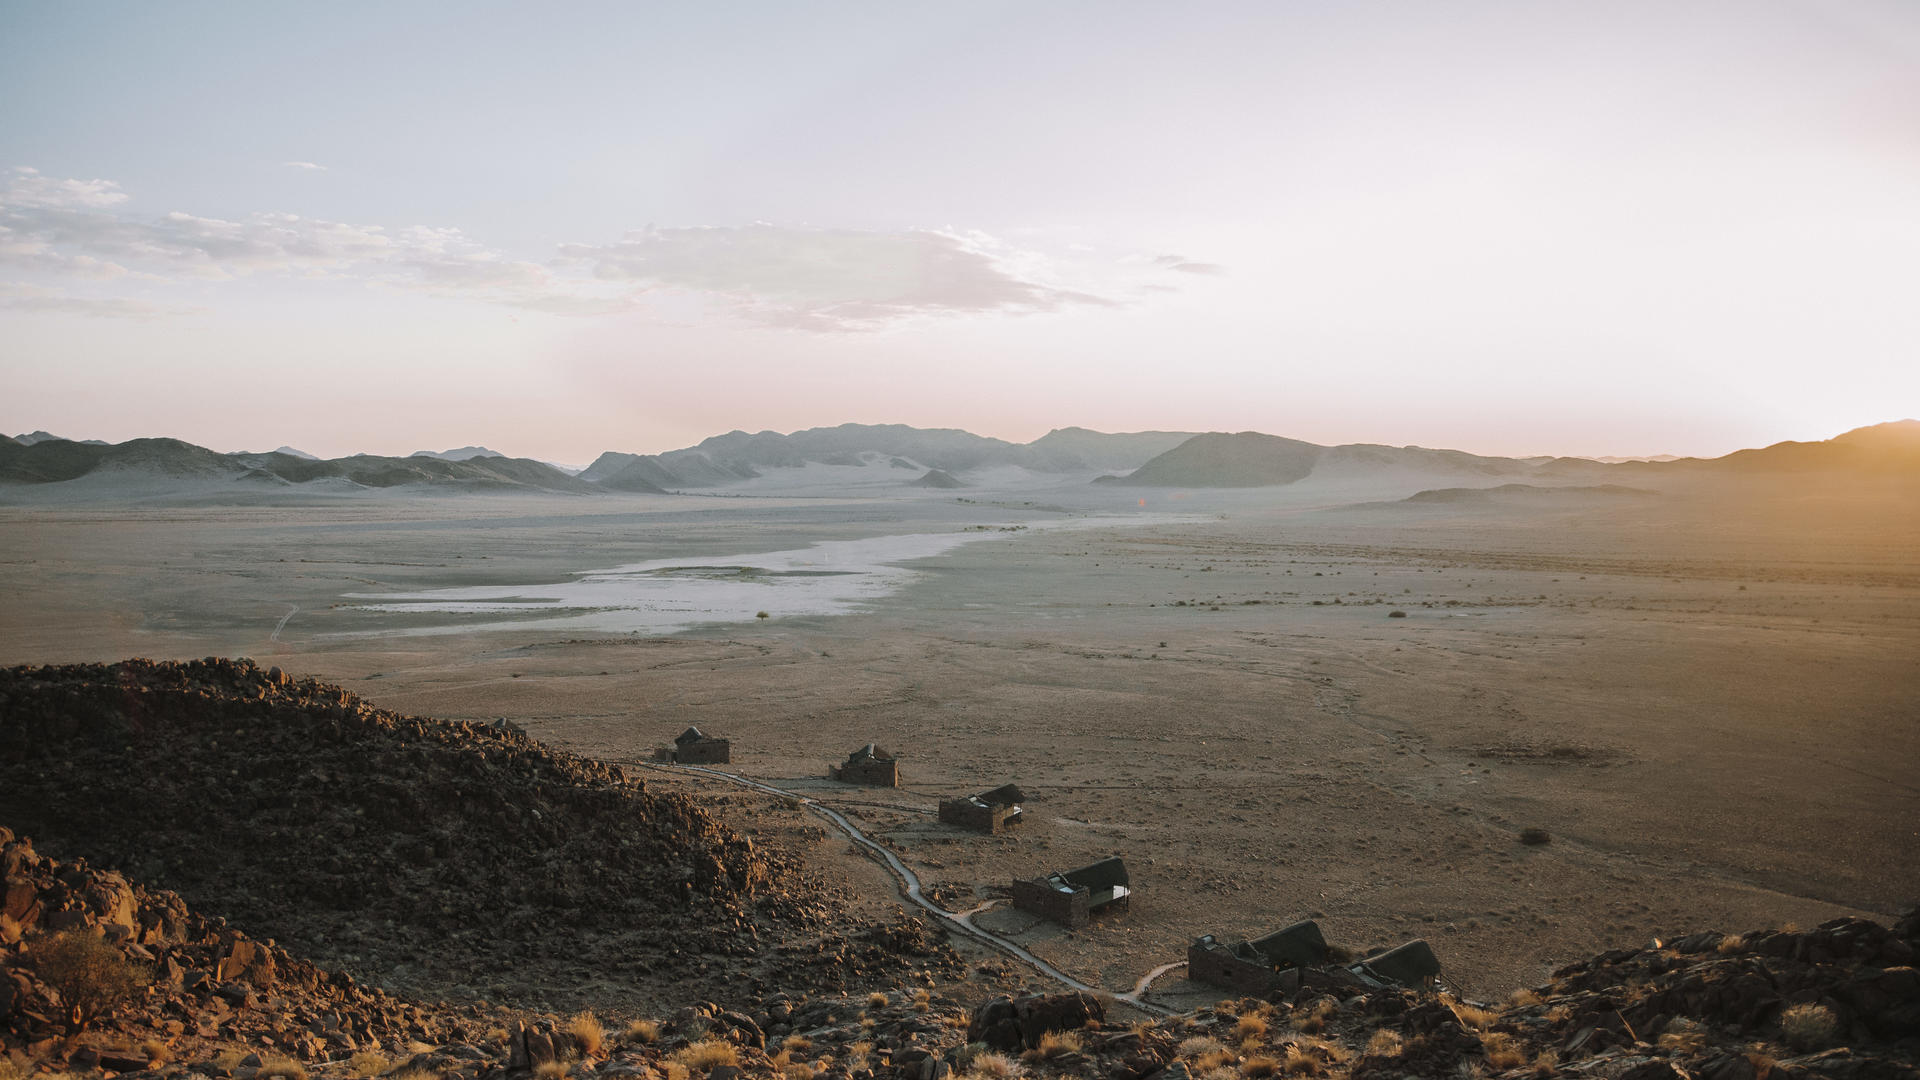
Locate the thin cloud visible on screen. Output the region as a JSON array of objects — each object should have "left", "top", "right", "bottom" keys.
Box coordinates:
[
  {"left": 1, "top": 168, "right": 1184, "bottom": 329},
  {"left": 1153, "top": 254, "right": 1225, "bottom": 275},
  {"left": 561, "top": 225, "right": 1110, "bottom": 331},
  {"left": 0, "top": 282, "right": 194, "bottom": 319},
  {"left": 282, "top": 161, "right": 328, "bottom": 171}
]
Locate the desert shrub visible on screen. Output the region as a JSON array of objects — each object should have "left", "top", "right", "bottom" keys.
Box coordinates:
[
  {"left": 625, "top": 1019, "right": 660, "bottom": 1045},
  {"left": 1450, "top": 1001, "right": 1498, "bottom": 1031},
  {"left": 1481, "top": 1032, "right": 1525, "bottom": 1070},
  {"left": 1659, "top": 1018, "right": 1706, "bottom": 1055},
  {"left": 215, "top": 1050, "right": 248, "bottom": 1073},
  {"left": 1779, "top": 1004, "right": 1837, "bottom": 1051},
  {"left": 31, "top": 928, "right": 149, "bottom": 1030},
  {"left": 845, "top": 1042, "right": 873, "bottom": 1070},
  {"left": 1032, "top": 1030, "right": 1081, "bottom": 1059},
  {"left": 1282, "top": 1045, "right": 1318, "bottom": 1075},
  {"left": 662, "top": 1064, "right": 689, "bottom": 1080},
  {"left": 671, "top": 1040, "right": 739, "bottom": 1071},
  {"left": 867, "top": 991, "right": 889, "bottom": 1009},
  {"left": 1235, "top": 1014, "right": 1269, "bottom": 1043},
  {"left": 140, "top": 1038, "right": 172, "bottom": 1067},
  {"left": 1179, "top": 1037, "right": 1225, "bottom": 1059},
  {"left": 1241, "top": 1056, "right": 1280, "bottom": 1077},
  {"left": 258, "top": 1056, "right": 308, "bottom": 1080},
  {"left": 782, "top": 1035, "right": 813, "bottom": 1052},
  {"left": 962, "top": 1057, "right": 1023, "bottom": 1080},
  {"left": 1717, "top": 934, "right": 1748, "bottom": 954},
  {"left": 1507, "top": 989, "right": 1543, "bottom": 1008},
  {"left": 1364, "top": 1030, "right": 1404, "bottom": 1058},
  {"left": 568, "top": 1012, "right": 605, "bottom": 1057},
  {"left": 534, "top": 1062, "right": 570, "bottom": 1080},
  {"left": 1530, "top": 1050, "right": 1559, "bottom": 1076},
  {"left": 346, "top": 1051, "right": 390, "bottom": 1077}
]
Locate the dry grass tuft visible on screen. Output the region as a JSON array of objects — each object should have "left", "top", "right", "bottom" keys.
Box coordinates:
[
  {"left": 1290, "top": 999, "right": 1335, "bottom": 1035},
  {"left": 663, "top": 1063, "right": 690, "bottom": 1080},
  {"left": 1235, "top": 1015, "right": 1270, "bottom": 1043},
  {"left": 1717, "top": 934, "right": 1748, "bottom": 954},
  {"left": 346, "top": 1051, "right": 391, "bottom": 1077},
  {"left": 1032, "top": 1030, "right": 1082, "bottom": 1060},
  {"left": 625, "top": 1019, "right": 661, "bottom": 1045},
  {"left": 846, "top": 1042, "right": 874, "bottom": 1070},
  {"left": 568, "top": 1012, "right": 605, "bottom": 1058},
  {"left": 671, "top": 1040, "right": 741, "bottom": 1071},
  {"left": 1364, "top": 1030, "right": 1404, "bottom": 1059},
  {"left": 1451, "top": 1002, "right": 1498, "bottom": 1031},
  {"left": 1241, "top": 1056, "right": 1281, "bottom": 1078},
  {"left": 388, "top": 1068, "right": 441, "bottom": 1080},
  {"left": 779, "top": 1064, "right": 817, "bottom": 1080},
  {"left": 782, "top": 1035, "right": 813, "bottom": 1052},
  {"left": 1530, "top": 1049, "right": 1559, "bottom": 1077},
  {"left": 140, "top": 1038, "right": 172, "bottom": 1067},
  {"left": 1658, "top": 1018, "right": 1707, "bottom": 1056},
  {"left": 868, "top": 992, "right": 890, "bottom": 1009},
  {"left": 1481, "top": 1032, "right": 1526, "bottom": 1070},
  {"left": 1507, "top": 989, "right": 1543, "bottom": 1008},
  {"left": 258, "top": 1055, "right": 309, "bottom": 1080},
  {"left": 1779, "top": 1004, "right": 1837, "bottom": 1052},
  {"left": 215, "top": 1050, "right": 248, "bottom": 1073},
  {"left": 962, "top": 1051, "right": 1023, "bottom": 1080},
  {"left": 1192, "top": 1049, "right": 1235, "bottom": 1074},
  {"left": 1179, "top": 1036, "right": 1225, "bottom": 1059},
  {"left": 1282, "top": 1045, "right": 1319, "bottom": 1076},
  {"left": 534, "top": 1062, "right": 570, "bottom": 1080}
]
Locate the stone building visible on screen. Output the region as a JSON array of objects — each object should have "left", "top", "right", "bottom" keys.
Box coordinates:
[
  {"left": 669, "top": 726, "right": 730, "bottom": 765},
  {"left": 938, "top": 783, "right": 1026, "bottom": 834},
  {"left": 1188, "top": 919, "right": 1330, "bottom": 994},
  {"left": 1011, "top": 856, "right": 1130, "bottom": 927},
  {"left": 829, "top": 744, "right": 898, "bottom": 786}
]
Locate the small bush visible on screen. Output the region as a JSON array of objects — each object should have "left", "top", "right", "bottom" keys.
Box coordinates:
[
  {"left": 31, "top": 928, "right": 149, "bottom": 1031},
  {"left": 215, "top": 1049, "right": 248, "bottom": 1073},
  {"left": 1507, "top": 989, "right": 1543, "bottom": 1008},
  {"left": 625, "top": 1019, "right": 660, "bottom": 1045},
  {"left": 258, "top": 1056, "right": 308, "bottom": 1080},
  {"left": 1364, "top": 1030, "right": 1404, "bottom": 1058},
  {"left": 1481, "top": 1032, "right": 1525, "bottom": 1070},
  {"left": 1033, "top": 1030, "right": 1081, "bottom": 1059},
  {"left": 141, "top": 1038, "right": 173, "bottom": 1067},
  {"left": 1242, "top": 1056, "right": 1280, "bottom": 1077},
  {"left": 1717, "top": 934, "right": 1748, "bottom": 954},
  {"left": 782, "top": 1035, "right": 813, "bottom": 1052},
  {"left": 1530, "top": 1050, "right": 1559, "bottom": 1077},
  {"left": 568, "top": 1012, "right": 605, "bottom": 1058},
  {"left": 672, "top": 1040, "right": 740, "bottom": 1071},
  {"left": 963, "top": 1051, "right": 1022, "bottom": 1080},
  {"left": 534, "top": 1062, "right": 570, "bottom": 1080},
  {"left": 1779, "top": 1004, "right": 1837, "bottom": 1052},
  {"left": 1450, "top": 1001, "right": 1498, "bottom": 1031},
  {"left": 1179, "top": 1037, "right": 1225, "bottom": 1059},
  {"left": 1282, "top": 1045, "right": 1319, "bottom": 1075},
  {"left": 867, "top": 992, "right": 889, "bottom": 1009},
  {"left": 1235, "top": 1015, "right": 1269, "bottom": 1043},
  {"left": 346, "top": 1051, "right": 391, "bottom": 1077}
]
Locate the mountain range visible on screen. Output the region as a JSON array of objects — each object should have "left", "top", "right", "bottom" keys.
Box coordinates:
[{"left": 4, "top": 419, "right": 1914, "bottom": 497}]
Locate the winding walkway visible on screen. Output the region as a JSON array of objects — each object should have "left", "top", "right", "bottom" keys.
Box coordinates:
[{"left": 633, "top": 761, "right": 1186, "bottom": 1015}]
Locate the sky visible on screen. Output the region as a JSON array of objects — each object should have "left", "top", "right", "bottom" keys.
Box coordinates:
[{"left": 2, "top": 0, "right": 1917, "bottom": 464}]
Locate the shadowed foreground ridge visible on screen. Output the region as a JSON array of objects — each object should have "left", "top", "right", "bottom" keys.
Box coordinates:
[{"left": 0, "top": 659, "right": 956, "bottom": 1012}]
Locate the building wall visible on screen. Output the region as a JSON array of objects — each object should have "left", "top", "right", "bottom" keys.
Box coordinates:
[
  {"left": 674, "top": 739, "right": 730, "bottom": 765},
  {"left": 1011, "top": 878, "right": 1090, "bottom": 927},
  {"left": 1187, "top": 943, "right": 1278, "bottom": 994},
  {"left": 938, "top": 800, "right": 1017, "bottom": 834},
  {"left": 831, "top": 758, "right": 898, "bottom": 786}
]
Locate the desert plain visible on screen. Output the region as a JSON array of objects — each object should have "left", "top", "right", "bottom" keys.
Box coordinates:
[{"left": 1, "top": 471, "right": 1915, "bottom": 1009}]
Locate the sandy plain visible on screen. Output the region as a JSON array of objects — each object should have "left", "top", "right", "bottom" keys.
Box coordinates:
[{"left": 1, "top": 474, "right": 1915, "bottom": 1007}]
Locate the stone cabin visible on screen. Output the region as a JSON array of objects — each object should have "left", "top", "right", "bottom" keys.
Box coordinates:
[
  {"left": 938, "top": 783, "right": 1026, "bottom": 834},
  {"left": 1189, "top": 919, "right": 1330, "bottom": 994},
  {"left": 1011, "top": 856, "right": 1129, "bottom": 928},
  {"left": 670, "top": 726, "right": 730, "bottom": 765},
  {"left": 829, "top": 744, "right": 898, "bottom": 787},
  {"left": 1189, "top": 920, "right": 1442, "bottom": 993}
]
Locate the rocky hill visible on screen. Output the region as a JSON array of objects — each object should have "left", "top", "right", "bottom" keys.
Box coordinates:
[
  {"left": 0, "top": 660, "right": 956, "bottom": 1015},
  {"left": 4, "top": 818, "right": 1915, "bottom": 1080},
  {"left": 1097, "top": 432, "right": 1324, "bottom": 488},
  {"left": 0, "top": 440, "right": 592, "bottom": 494}
]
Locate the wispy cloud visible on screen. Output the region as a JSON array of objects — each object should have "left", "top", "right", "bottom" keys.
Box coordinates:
[
  {"left": 560, "top": 225, "right": 1110, "bottom": 330},
  {"left": 1153, "top": 254, "right": 1225, "bottom": 275},
  {"left": 282, "top": 161, "right": 328, "bottom": 171},
  {"left": 0, "top": 282, "right": 196, "bottom": 319},
  {"left": 2, "top": 167, "right": 1192, "bottom": 329}
]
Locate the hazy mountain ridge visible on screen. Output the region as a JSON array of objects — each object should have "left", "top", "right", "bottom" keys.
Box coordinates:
[{"left": 2, "top": 420, "right": 1911, "bottom": 498}]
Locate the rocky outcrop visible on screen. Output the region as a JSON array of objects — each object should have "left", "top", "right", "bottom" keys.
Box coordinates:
[{"left": 0, "top": 659, "right": 958, "bottom": 1012}]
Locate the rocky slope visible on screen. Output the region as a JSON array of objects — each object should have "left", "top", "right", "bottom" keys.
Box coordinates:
[
  {"left": 0, "top": 660, "right": 958, "bottom": 1013},
  {"left": 4, "top": 820, "right": 1915, "bottom": 1080}
]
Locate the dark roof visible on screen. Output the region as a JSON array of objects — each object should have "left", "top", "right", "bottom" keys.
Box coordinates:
[
  {"left": 1061, "top": 856, "right": 1129, "bottom": 890},
  {"left": 974, "top": 783, "right": 1026, "bottom": 807},
  {"left": 848, "top": 743, "right": 894, "bottom": 762},
  {"left": 675, "top": 726, "right": 708, "bottom": 745}
]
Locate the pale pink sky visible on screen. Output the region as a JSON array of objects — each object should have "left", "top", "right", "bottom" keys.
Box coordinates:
[{"left": 3, "top": 2, "right": 1916, "bottom": 462}]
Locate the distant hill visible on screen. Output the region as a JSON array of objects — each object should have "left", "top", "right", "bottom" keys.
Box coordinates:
[
  {"left": 272, "top": 445, "right": 319, "bottom": 460},
  {"left": 1705, "top": 419, "right": 1920, "bottom": 475},
  {"left": 410, "top": 445, "right": 505, "bottom": 461},
  {"left": 0, "top": 437, "right": 592, "bottom": 494},
  {"left": 1401, "top": 483, "right": 1656, "bottom": 504},
  {"left": 11, "top": 430, "right": 107, "bottom": 446},
  {"left": 912, "top": 468, "right": 965, "bottom": 488},
  {"left": 1097, "top": 431, "right": 1322, "bottom": 487},
  {"left": 1025, "top": 427, "right": 1198, "bottom": 471}
]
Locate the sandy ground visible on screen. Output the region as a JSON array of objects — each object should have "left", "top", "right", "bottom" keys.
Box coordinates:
[{"left": 1, "top": 477, "right": 1915, "bottom": 1005}]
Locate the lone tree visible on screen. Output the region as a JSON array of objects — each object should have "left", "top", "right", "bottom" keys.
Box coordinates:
[{"left": 32, "top": 928, "right": 149, "bottom": 1032}]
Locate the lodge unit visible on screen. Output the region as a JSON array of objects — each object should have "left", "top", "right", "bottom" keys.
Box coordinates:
[
  {"left": 1011, "top": 856, "right": 1130, "bottom": 928},
  {"left": 938, "top": 783, "right": 1026, "bottom": 834}
]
